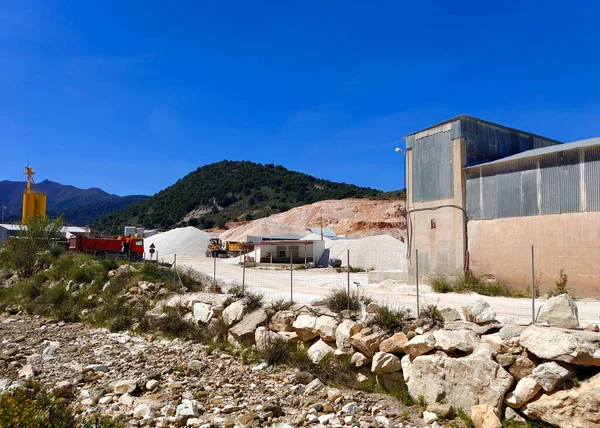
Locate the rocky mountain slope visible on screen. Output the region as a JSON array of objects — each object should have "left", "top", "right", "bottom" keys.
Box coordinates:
[
  {"left": 0, "top": 179, "right": 145, "bottom": 225},
  {"left": 90, "top": 160, "right": 403, "bottom": 234},
  {"left": 220, "top": 199, "right": 407, "bottom": 242}
]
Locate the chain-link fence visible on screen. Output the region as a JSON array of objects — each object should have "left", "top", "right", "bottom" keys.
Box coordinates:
[{"left": 175, "top": 245, "right": 600, "bottom": 325}]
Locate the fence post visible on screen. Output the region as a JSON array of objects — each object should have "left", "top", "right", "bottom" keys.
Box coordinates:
[
  {"left": 347, "top": 249, "right": 350, "bottom": 311},
  {"left": 213, "top": 254, "right": 216, "bottom": 293},
  {"left": 416, "top": 249, "right": 420, "bottom": 318},
  {"left": 531, "top": 244, "right": 535, "bottom": 324},
  {"left": 290, "top": 253, "right": 293, "bottom": 302},
  {"left": 242, "top": 247, "right": 246, "bottom": 295}
]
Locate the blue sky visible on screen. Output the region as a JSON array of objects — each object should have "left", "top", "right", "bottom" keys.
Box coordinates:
[{"left": 1, "top": 1, "right": 599, "bottom": 196}]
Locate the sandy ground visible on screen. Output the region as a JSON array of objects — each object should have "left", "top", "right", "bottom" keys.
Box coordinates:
[{"left": 179, "top": 256, "right": 600, "bottom": 326}]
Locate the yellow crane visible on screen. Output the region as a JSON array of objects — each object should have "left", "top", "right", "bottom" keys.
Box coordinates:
[{"left": 22, "top": 166, "right": 46, "bottom": 224}]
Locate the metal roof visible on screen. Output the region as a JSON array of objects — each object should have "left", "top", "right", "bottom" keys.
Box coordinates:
[
  {"left": 309, "top": 227, "right": 337, "bottom": 237},
  {"left": 0, "top": 224, "right": 25, "bottom": 231},
  {"left": 243, "top": 240, "right": 315, "bottom": 246},
  {"left": 465, "top": 136, "right": 600, "bottom": 169},
  {"left": 404, "top": 115, "right": 562, "bottom": 143}
]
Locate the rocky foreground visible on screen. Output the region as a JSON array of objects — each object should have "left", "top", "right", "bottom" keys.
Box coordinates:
[{"left": 0, "top": 314, "right": 423, "bottom": 428}]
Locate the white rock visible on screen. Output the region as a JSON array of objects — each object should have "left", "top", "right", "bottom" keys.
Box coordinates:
[
  {"left": 255, "top": 326, "right": 281, "bottom": 352},
  {"left": 18, "top": 365, "right": 35, "bottom": 379},
  {"left": 307, "top": 339, "right": 336, "bottom": 364},
  {"left": 463, "top": 299, "right": 496, "bottom": 324},
  {"left": 119, "top": 393, "right": 135, "bottom": 406},
  {"left": 315, "top": 315, "right": 339, "bottom": 341},
  {"left": 504, "top": 376, "right": 542, "bottom": 408},
  {"left": 401, "top": 354, "right": 412, "bottom": 382},
  {"left": 86, "top": 364, "right": 109, "bottom": 373},
  {"left": 221, "top": 299, "right": 246, "bottom": 327},
  {"left": 433, "top": 329, "right": 478, "bottom": 352},
  {"left": 505, "top": 407, "right": 526, "bottom": 422},
  {"left": 176, "top": 399, "right": 199, "bottom": 419},
  {"left": 375, "top": 415, "right": 390, "bottom": 426},
  {"left": 335, "top": 320, "right": 361, "bottom": 352},
  {"left": 293, "top": 314, "right": 319, "bottom": 341},
  {"left": 146, "top": 379, "right": 159, "bottom": 391},
  {"left": 371, "top": 352, "right": 402, "bottom": 374},
  {"left": 114, "top": 379, "right": 137, "bottom": 395},
  {"left": 532, "top": 361, "right": 576, "bottom": 392},
  {"left": 133, "top": 403, "right": 154, "bottom": 419},
  {"left": 471, "top": 404, "right": 502, "bottom": 428},
  {"left": 318, "top": 413, "right": 337, "bottom": 424},
  {"left": 537, "top": 294, "right": 579, "bottom": 329},
  {"left": 304, "top": 378, "right": 325, "bottom": 394},
  {"left": 423, "top": 410, "right": 438, "bottom": 424},
  {"left": 341, "top": 402, "right": 359, "bottom": 415},
  {"left": 192, "top": 302, "right": 214, "bottom": 324},
  {"left": 350, "top": 352, "right": 370, "bottom": 368},
  {"left": 403, "top": 333, "right": 436, "bottom": 357}
]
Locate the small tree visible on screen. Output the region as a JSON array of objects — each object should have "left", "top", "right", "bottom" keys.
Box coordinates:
[{"left": 0, "top": 215, "right": 63, "bottom": 277}]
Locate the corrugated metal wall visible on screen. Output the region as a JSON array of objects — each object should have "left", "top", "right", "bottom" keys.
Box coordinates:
[
  {"left": 411, "top": 130, "right": 454, "bottom": 202},
  {"left": 467, "top": 146, "right": 599, "bottom": 219}
]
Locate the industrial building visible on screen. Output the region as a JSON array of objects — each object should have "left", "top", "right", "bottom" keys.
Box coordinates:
[
  {"left": 0, "top": 224, "right": 90, "bottom": 246},
  {"left": 403, "top": 115, "right": 600, "bottom": 297}
]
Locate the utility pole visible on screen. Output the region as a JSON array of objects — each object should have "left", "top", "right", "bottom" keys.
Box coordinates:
[
  {"left": 320, "top": 208, "right": 323, "bottom": 240},
  {"left": 1, "top": 206, "right": 5, "bottom": 224}
]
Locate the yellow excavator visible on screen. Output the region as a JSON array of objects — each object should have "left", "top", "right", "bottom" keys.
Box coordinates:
[{"left": 205, "top": 238, "right": 242, "bottom": 257}]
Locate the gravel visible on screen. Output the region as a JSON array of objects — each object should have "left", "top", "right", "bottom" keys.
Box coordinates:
[{"left": 144, "top": 227, "right": 212, "bottom": 261}]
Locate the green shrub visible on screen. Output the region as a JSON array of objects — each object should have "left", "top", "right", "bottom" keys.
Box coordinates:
[
  {"left": 82, "top": 415, "right": 125, "bottom": 428},
  {"left": 227, "top": 284, "right": 247, "bottom": 298},
  {"left": 266, "top": 298, "right": 294, "bottom": 312},
  {"left": 548, "top": 269, "right": 569, "bottom": 297},
  {"left": 455, "top": 408, "right": 475, "bottom": 428},
  {"left": 159, "top": 306, "right": 209, "bottom": 342},
  {"left": 421, "top": 303, "right": 444, "bottom": 328},
  {"left": 348, "top": 266, "right": 365, "bottom": 273},
  {"left": 0, "top": 386, "right": 75, "bottom": 428},
  {"left": 371, "top": 306, "right": 408, "bottom": 333},
  {"left": 431, "top": 275, "right": 453, "bottom": 293},
  {"left": 430, "top": 271, "right": 519, "bottom": 297},
  {"left": 325, "top": 287, "right": 361, "bottom": 311},
  {"left": 244, "top": 292, "right": 264, "bottom": 312}
]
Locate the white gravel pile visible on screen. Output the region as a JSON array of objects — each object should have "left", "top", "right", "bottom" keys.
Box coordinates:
[
  {"left": 325, "top": 235, "right": 408, "bottom": 271},
  {"left": 144, "top": 227, "right": 212, "bottom": 261}
]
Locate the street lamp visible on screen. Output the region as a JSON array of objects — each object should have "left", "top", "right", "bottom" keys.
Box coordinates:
[{"left": 395, "top": 147, "right": 405, "bottom": 154}]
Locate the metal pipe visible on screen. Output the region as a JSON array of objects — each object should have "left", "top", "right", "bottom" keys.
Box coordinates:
[
  {"left": 531, "top": 244, "right": 535, "bottom": 324},
  {"left": 416, "top": 249, "right": 420, "bottom": 318},
  {"left": 290, "top": 253, "right": 293, "bottom": 302},
  {"left": 347, "top": 248, "right": 350, "bottom": 311},
  {"left": 213, "top": 254, "right": 216, "bottom": 293},
  {"left": 242, "top": 247, "right": 246, "bottom": 295}
]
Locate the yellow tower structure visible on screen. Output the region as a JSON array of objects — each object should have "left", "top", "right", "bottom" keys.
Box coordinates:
[{"left": 22, "top": 166, "right": 47, "bottom": 224}]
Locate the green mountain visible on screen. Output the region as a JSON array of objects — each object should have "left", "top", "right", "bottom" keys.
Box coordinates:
[{"left": 91, "top": 160, "right": 400, "bottom": 233}]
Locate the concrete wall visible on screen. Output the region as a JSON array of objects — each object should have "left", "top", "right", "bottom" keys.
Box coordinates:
[
  {"left": 468, "top": 212, "right": 600, "bottom": 298},
  {"left": 407, "top": 136, "right": 467, "bottom": 277},
  {"left": 255, "top": 241, "right": 325, "bottom": 265}
]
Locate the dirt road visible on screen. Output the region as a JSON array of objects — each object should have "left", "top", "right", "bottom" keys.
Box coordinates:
[{"left": 180, "top": 256, "right": 600, "bottom": 325}]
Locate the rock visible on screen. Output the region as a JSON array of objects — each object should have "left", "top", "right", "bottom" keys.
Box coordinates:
[
  {"left": 18, "top": 364, "right": 36, "bottom": 379},
  {"left": 496, "top": 353, "right": 517, "bottom": 367},
  {"left": 408, "top": 344, "right": 513, "bottom": 414},
  {"left": 440, "top": 307, "right": 461, "bottom": 322},
  {"left": 433, "top": 329, "right": 478, "bottom": 353},
  {"left": 315, "top": 315, "right": 339, "bottom": 341},
  {"left": 519, "top": 325, "right": 600, "bottom": 366},
  {"left": 304, "top": 378, "right": 325, "bottom": 395},
  {"left": 371, "top": 352, "right": 402, "bottom": 374},
  {"left": 114, "top": 379, "right": 137, "bottom": 395},
  {"left": 504, "top": 376, "right": 542, "bottom": 408},
  {"left": 423, "top": 410, "right": 438, "bottom": 424},
  {"left": 509, "top": 353, "right": 538, "bottom": 380},
  {"left": 532, "top": 361, "right": 576, "bottom": 392},
  {"left": 119, "top": 393, "right": 135, "bottom": 406},
  {"left": 146, "top": 379, "right": 159, "bottom": 391},
  {"left": 427, "top": 403, "right": 452, "bottom": 419},
  {"left": 375, "top": 371, "right": 404, "bottom": 393},
  {"left": 86, "top": 364, "right": 109, "bottom": 373},
  {"left": 222, "top": 299, "right": 247, "bottom": 327},
  {"left": 584, "top": 324, "right": 599, "bottom": 332},
  {"left": 192, "top": 302, "right": 214, "bottom": 323},
  {"left": 463, "top": 299, "right": 497, "bottom": 324},
  {"left": 133, "top": 403, "right": 154, "bottom": 419},
  {"left": 445, "top": 320, "right": 501, "bottom": 335},
  {"left": 379, "top": 332, "right": 408, "bottom": 354},
  {"left": 498, "top": 325, "right": 527, "bottom": 340},
  {"left": 471, "top": 404, "right": 502, "bottom": 428},
  {"left": 374, "top": 415, "right": 390, "bottom": 426},
  {"left": 228, "top": 309, "right": 267, "bottom": 345},
  {"left": 307, "top": 339, "right": 335, "bottom": 364},
  {"left": 255, "top": 326, "right": 282, "bottom": 352},
  {"left": 341, "top": 402, "right": 359, "bottom": 415},
  {"left": 278, "top": 331, "right": 299, "bottom": 342},
  {"left": 523, "top": 373, "right": 600, "bottom": 428},
  {"left": 403, "top": 333, "right": 436, "bottom": 357},
  {"left": 401, "top": 354, "right": 412, "bottom": 382},
  {"left": 176, "top": 399, "right": 199, "bottom": 419},
  {"left": 350, "top": 352, "right": 370, "bottom": 368},
  {"left": 536, "top": 294, "right": 579, "bottom": 329},
  {"left": 335, "top": 320, "right": 361, "bottom": 352},
  {"left": 293, "top": 371, "right": 314, "bottom": 385},
  {"left": 42, "top": 346, "right": 59, "bottom": 360},
  {"left": 292, "top": 314, "right": 318, "bottom": 341},
  {"left": 350, "top": 330, "right": 386, "bottom": 357},
  {"left": 504, "top": 407, "right": 526, "bottom": 422},
  {"left": 52, "top": 380, "right": 76, "bottom": 398},
  {"left": 269, "top": 310, "right": 295, "bottom": 332}
]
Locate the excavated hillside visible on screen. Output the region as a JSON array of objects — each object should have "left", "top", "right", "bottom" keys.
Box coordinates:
[{"left": 220, "top": 199, "right": 406, "bottom": 242}]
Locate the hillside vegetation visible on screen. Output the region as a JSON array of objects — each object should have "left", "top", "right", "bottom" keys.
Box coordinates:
[{"left": 91, "top": 160, "right": 402, "bottom": 233}]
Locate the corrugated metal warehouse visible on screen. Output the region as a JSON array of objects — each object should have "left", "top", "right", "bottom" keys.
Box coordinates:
[{"left": 403, "top": 116, "right": 600, "bottom": 297}]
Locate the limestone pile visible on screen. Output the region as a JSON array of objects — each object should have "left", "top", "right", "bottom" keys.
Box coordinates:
[{"left": 143, "top": 226, "right": 212, "bottom": 260}]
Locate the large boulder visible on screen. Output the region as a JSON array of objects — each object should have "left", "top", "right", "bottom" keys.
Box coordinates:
[
  {"left": 371, "top": 352, "right": 402, "bottom": 374},
  {"left": 407, "top": 344, "right": 513, "bottom": 415},
  {"left": 504, "top": 376, "right": 542, "bottom": 408},
  {"left": 255, "top": 327, "right": 282, "bottom": 352},
  {"left": 531, "top": 361, "right": 576, "bottom": 392},
  {"left": 400, "top": 354, "right": 412, "bottom": 382},
  {"left": 440, "top": 307, "right": 461, "bottom": 322},
  {"left": 463, "top": 299, "right": 496, "bottom": 324},
  {"left": 335, "top": 320, "right": 361, "bottom": 352},
  {"left": 269, "top": 310, "right": 296, "bottom": 332},
  {"left": 222, "top": 299, "right": 247, "bottom": 327},
  {"left": 192, "top": 302, "right": 214, "bottom": 323},
  {"left": 403, "top": 333, "right": 436, "bottom": 358},
  {"left": 536, "top": 294, "right": 579, "bottom": 329},
  {"left": 228, "top": 309, "right": 267, "bottom": 346},
  {"left": 523, "top": 373, "right": 600, "bottom": 428},
  {"left": 379, "top": 332, "right": 408, "bottom": 354},
  {"left": 350, "top": 330, "right": 386, "bottom": 358},
  {"left": 315, "top": 316, "right": 339, "bottom": 341},
  {"left": 307, "top": 339, "right": 335, "bottom": 364},
  {"left": 292, "top": 314, "right": 318, "bottom": 341},
  {"left": 508, "top": 352, "right": 538, "bottom": 380},
  {"left": 519, "top": 325, "right": 600, "bottom": 366},
  {"left": 471, "top": 404, "right": 502, "bottom": 428},
  {"left": 433, "top": 329, "right": 478, "bottom": 353}
]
